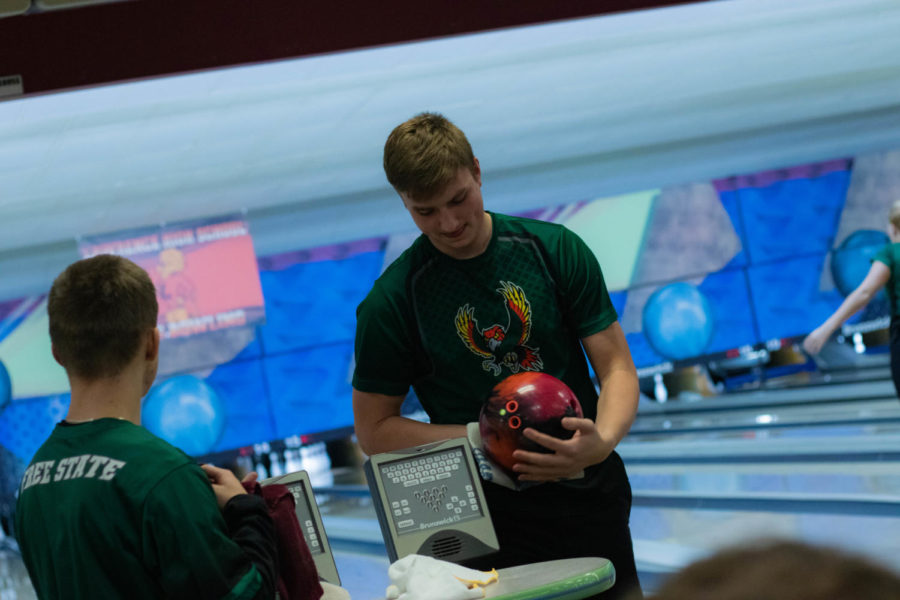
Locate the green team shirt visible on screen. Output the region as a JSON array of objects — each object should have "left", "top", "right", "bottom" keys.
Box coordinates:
[
  {"left": 15, "top": 419, "right": 262, "bottom": 600},
  {"left": 353, "top": 212, "right": 618, "bottom": 424},
  {"left": 873, "top": 242, "right": 900, "bottom": 317}
]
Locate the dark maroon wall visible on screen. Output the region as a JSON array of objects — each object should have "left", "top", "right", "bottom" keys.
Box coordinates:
[{"left": 0, "top": 0, "right": 707, "bottom": 95}]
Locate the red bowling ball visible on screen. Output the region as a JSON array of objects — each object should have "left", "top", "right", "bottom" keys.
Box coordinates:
[{"left": 479, "top": 372, "right": 583, "bottom": 476}]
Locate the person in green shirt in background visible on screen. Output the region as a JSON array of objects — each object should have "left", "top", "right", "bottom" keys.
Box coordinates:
[
  {"left": 15, "top": 254, "right": 278, "bottom": 600},
  {"left": 352, "top": 112, "right": 642, "bottom": 599},
  {"left": 804, "top": 200, "right": 900, "bottom": 398}
]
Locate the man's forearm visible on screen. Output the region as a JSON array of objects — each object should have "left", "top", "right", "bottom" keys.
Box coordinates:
[
  {"left": 595, "top": 368, "right": 640, "bottom": 449},
  {"left": 359, "top": 415, "right": 467, "bottom": 455}
]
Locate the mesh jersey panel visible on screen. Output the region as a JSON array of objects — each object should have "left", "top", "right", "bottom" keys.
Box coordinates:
[{"left": 354, "top": 212, "right": 617, "bottom": 424}]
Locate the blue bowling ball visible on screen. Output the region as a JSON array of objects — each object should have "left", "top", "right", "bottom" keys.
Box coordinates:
[
  {"left": 830, "top": 229, "right": 890, "bottom": 299},
  {"left": 142, "top": 375, "right": 225, "bottom": 456},
  {"left": 642, "top": 282, "right": 715, "bottom": 361},
  {"left": 0, "top": 359, "right": 10, "bottom": 414}
]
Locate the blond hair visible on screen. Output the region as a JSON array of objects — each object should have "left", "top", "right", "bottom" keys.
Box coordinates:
[
  {"left": 383, "top": 113, "right": 476, "bottom": 200},
  {"left": 889, "top": 199, "right": 900, "bottom": 230}
]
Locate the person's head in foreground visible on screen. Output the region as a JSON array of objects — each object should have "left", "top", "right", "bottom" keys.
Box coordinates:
[{"left": 650, "top": 539, "right": 900, "bottom": 600}]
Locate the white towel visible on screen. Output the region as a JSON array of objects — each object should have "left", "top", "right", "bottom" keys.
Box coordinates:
[{"left": 384, "top": 554, "right": 499, "bottom": 600}]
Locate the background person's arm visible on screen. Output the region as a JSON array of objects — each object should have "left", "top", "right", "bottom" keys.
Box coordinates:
[
  {"left": 352, "top": 388, "right": 466, "bottom": 455},
  {"left": 143, "top": 464, "right": 278, "bottom": 600},
  {"left": 803, "top": 261, "right": 891, "bottom": 354},
  {"left": 202, "top": 464, "right": 279, "bottom": 600}
]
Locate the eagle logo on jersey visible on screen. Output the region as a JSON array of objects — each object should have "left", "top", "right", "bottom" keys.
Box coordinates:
[{"left": 454, "top": 281, "right": 544, "bottom": 376}]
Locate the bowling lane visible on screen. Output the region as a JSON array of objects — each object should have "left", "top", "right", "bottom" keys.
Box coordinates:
[
  {"left": 630, "top": 398, "right": 900, "bottom": 436},
  {"left": 630, "top": 502, "right": 900, "bottom": 585},
  {"left": 637, "top": 378, "right": 896, "bottom": 417},
  {"left": 0, "top": 538, "right": 34, "bottom": 600},
  {"left": 620, "top": 426, "right": 900, "bottom": 461},
  {"left": 332, "top": 551, "right": 390, "bottom": 599},
  {"left": 626, "top": 461, "right": 900, "bottom": 498},
  {"left": 798, "top": 364, "right": 891, "bottom": 386}
]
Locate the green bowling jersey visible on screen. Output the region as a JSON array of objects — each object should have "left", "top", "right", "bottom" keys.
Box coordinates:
[
  {"left": 353, "top": 212, "right": 618, "bottom": 424},
  {"left": 15, "top": 419, "right": 263, "bottom": 600},
  {"left": 873, "top": 242, "right": 900, "bottom": 316}
]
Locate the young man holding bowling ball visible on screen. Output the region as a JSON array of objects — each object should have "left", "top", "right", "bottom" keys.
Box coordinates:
[{"left": 352, "top": 113, "right": 642, "bottom": 599}]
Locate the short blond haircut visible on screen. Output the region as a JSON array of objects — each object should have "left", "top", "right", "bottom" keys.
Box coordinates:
[
  {"left": 383, "top": 113, "right": 476, "bottom": 200},
  {"left": 889, "top": 199, "right": 900, "bottom": 230}
]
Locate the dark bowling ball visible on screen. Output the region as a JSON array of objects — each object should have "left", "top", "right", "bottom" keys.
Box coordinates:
[{"left": 479, "top": 372, "right": 583, "bottom": 476}]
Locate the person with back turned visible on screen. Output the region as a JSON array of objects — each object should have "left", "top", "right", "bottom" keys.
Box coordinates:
[
  {"left": 15, "top": 254, "right": 279, "bottom": 599},
  {"left": 352, "top": 112, "right": 642, "bottom": 599}
]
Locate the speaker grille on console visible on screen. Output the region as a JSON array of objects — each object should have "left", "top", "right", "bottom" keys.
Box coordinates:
[{"left": 429, "top": 535, "right": 463, "bottom": 558}]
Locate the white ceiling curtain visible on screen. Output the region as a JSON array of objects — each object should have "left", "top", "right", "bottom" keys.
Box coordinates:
[{"left": 1, "top": 0, "right": 899, "bottom": 301}]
